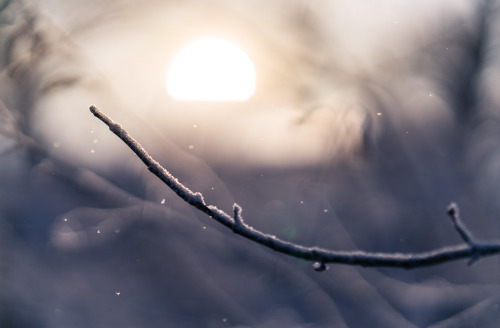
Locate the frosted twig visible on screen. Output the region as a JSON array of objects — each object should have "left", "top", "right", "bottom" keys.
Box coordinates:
[
  {"left": 232, "top": 203, "right": 244, "bottom": 231},
  {"left": 447, "top": 203, "right": 482, "bottom": 265},
  {"left": 447, "top": 203, "right": 475, "bottom": 245},
  {"left": 90, "top": 105, "right": 500, "bottom": 269}
]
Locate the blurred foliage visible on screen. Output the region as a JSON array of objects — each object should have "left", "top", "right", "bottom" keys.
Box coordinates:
[{"left": 1, "top": 1, "right": 500, "bottom": 327}]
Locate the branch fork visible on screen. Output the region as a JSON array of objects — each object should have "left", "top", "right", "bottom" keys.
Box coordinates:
[{"left": 447, "top": 202, "right": 482, "bottom": 265}]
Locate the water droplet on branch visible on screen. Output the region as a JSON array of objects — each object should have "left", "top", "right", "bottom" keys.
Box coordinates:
[{"left": 313, "top": 262, "right": 328, "bottom": 272}]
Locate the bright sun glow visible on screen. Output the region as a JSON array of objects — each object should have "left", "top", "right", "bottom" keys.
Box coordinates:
[{"left": 167, "top": 38, "right": 256, "bottom": 102}]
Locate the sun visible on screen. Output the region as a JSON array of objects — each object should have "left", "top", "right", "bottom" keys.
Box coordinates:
[{"left": 166, "top": 38, "right": 256, "bottom": 102}]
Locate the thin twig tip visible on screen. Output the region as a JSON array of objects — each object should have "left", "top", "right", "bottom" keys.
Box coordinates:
[
  {"left": 447, "top": 202, "right": 458, "bottom": 217},
  {"left": 233, "top": 203, "right": 243, "bottom": 226}
]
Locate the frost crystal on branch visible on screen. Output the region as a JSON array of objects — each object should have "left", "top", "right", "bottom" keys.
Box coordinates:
[{"left": 90, "top": 105, "right": 500, "bottom": 270}]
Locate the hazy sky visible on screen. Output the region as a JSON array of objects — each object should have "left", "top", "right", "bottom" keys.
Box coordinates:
[{"left": 29, "top": 0, "right": 476, "bottom": 170}]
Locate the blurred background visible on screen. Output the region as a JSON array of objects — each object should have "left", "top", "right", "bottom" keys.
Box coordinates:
[{"left": 2, "top": 0, "right": 500, "bottom": 327}]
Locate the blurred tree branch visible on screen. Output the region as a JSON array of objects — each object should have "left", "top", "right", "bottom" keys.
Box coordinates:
[{"left": 90, "top": 105, "right": 500, "bottom": 270}]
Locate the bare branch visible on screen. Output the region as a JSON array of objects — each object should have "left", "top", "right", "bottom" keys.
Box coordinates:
[
  {"left": 90, "top": 105, "right": 500, "bottom": 269},
  {"left": 447, "top": 202, "right": 475, "bottom": 245},
  {"left": 447, "top": 203, "right": 483, "bottom": 265}
]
